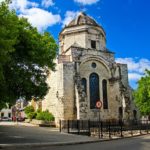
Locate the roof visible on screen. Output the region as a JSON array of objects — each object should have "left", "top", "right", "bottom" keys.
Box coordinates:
[
  {"left": 59, "top": 12, "right": 106, "bottom": 36},
  {"left": 67, "top": 12, "right": 100, "bottom": 27}
]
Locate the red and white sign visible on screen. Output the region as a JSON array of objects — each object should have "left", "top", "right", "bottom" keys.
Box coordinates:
[{"left": 96, "top": 101, "right": 102, "bottom": 108}]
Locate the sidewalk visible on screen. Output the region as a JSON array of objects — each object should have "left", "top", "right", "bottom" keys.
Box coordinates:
[
  {"left": 0, "top": 121, "right": 149, "bottom": 149},
  {"left": 0, "top": 121, "right": 98, "bottom": 148},
  {"left": 0, "top": 121, "right": 37, "bottom": 126}
]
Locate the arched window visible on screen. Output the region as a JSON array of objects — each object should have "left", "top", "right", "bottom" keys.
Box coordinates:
[
  {"left": 89, "top": 73, "right": 100, "bottom": 109},
  {"left": 102, "top": 79, "right": 108, "bottom": 109},
  {"left": 81, "top": 78, "right": 87, "bottom": 94}
]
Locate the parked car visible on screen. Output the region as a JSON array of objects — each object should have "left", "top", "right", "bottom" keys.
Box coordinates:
[
  {"left": 1, "top": 117, "right": 12, "bottom": 121},
  {"left": 17, "top": 117, "right": 25, "bottom": 122}
]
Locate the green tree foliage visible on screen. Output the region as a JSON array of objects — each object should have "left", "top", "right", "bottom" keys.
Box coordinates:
[
  {"left": 36, "top": 110, "right": 55, "bottom": 121},
  {"left": 0, "top": 1, "right": 19, "bottom": 108},
  {"left": 134, "top": 70, "right": 150, "bottom": 116},
  {"left": 0, "top": 1, "right": 57, "bottom": 109},
  {"left": 24, "top": 105, "right": 36, "bottom": 120}
]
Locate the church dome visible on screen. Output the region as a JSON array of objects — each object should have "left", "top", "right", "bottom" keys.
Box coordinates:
[
  {"left": 59, "top": 12, "right": 107, "bottom": 53},
  {"left": 61, "top": 12, "right": 106, "bottom": 35},
  {"left": 67, "top": 12, "right": 100, "bottom": 27}
]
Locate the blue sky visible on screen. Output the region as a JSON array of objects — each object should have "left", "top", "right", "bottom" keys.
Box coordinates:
[{"left": 3, "top": 0, "right": 150, "bottom": 88}]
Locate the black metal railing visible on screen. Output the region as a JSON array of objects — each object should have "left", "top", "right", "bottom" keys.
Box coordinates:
[{"left": 60, "top": 119, "right": 150, "bottom": 139}]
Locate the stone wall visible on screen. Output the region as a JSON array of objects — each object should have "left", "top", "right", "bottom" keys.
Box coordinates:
[
  {"left": 42, "top": 63, "right": 65, "bottom": 125},
  {"left": 86, "top": 28, "right": 106, "bottom": 50},
  {"left": 62, "top": 31, "right": 86, "bottom": 51},
  {"left": 119, "top": 64, "right": 129, "bottom": 87},
  {"left": 63, "top": 63, "right": 76, "bottom": 120},
  {"left": 60, "top": 25, "right": 106, "bottom": 53}
]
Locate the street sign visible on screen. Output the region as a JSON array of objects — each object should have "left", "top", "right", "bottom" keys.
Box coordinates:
[
  {"left": 96, "top": 101, "right": 102, "bottom": 109},
  {"left": 96, "top": 100, "right": 102, "bottom": 139}
]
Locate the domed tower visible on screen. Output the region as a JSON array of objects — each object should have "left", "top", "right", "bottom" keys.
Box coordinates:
[
  {"left": 59, "top": 12, "right": 106, "bottom": 54},
  {"left": 43, "top": 12, "right": 138, "bottom": 125}
]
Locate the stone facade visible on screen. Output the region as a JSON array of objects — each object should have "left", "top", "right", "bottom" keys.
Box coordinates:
[{"left": 42, "top": 12, "right": 139, "bottom": 125}]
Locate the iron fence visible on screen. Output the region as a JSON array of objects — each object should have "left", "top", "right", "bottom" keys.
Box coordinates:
[{"left": 59, "top": 119, "right": 150, "bottom": 139}]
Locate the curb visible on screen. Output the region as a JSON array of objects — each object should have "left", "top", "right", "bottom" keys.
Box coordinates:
[
  {"left": 0, "top": 140, "right": 105, "bottom": 148},
  {"left": 0, "top": 133, "right": 150, "bottom": 148}
]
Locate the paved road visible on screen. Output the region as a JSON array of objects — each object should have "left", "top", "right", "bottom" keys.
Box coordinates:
[
  {"left": 0, "top": 122, "right": 150, "bottom": 150},
  {"left": 3, "top": 135, "right": 150, "bottom": 150},
  {"left": 0, "top": 121, "right": 95, "bottom": 144},
  {"left": 47, "top": 135, "right": 150, "bottom": 150}
]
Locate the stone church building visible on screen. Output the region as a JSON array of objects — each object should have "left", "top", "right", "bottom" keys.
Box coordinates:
[{"left": 42, "top": 12, "right": 138, "bottom": 125}]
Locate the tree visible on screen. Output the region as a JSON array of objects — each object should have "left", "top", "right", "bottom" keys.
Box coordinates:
[
  {"left": 134, "top": 70, "right": 150, "bottom": 116},
  {"left": 0, "top": 1, "right": 57, "bottom": 109},
  {"left": 24, "top": 106, "right": 36, "bottom": 120},
  {"left": 0, "top": 1, "right": 19, "bottom": 109}
]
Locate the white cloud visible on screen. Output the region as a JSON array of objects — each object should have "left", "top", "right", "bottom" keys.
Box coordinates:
[
  {"left": 9, "top": 0, "right": 39, "bottom": 13},
  {"left": 128, "top": 73, "right": 142, "bottom": 81},
  {"left": 116, "top": 58, "right": 139, "bottom": 72},
  {"left": 9, "top": 0, "right": 61, "bottom": 32},
  {"left": 116, "top": 58, "right": 150, "bottom": 73},
  {"left": 62, "top": 11, "right": 79, "bottom": 27},
  {"left": 41, "top": 0, "right": 54, "bottom": 8},
  {"left": 116, "top": 57, "right": 150, "bottom": 82},
  {"left": 138, "top": 59, "right": 150, "bottom": 73},
  {"left": 19, "top": 8, "right": 61, "bottom": 32},
  {"left": 74, "top": 0, "right": 99, "bottom": 5}
]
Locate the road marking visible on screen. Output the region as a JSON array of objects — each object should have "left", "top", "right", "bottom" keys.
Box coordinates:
[{"left": 9, "top": 136, "right": 24, "bottom": 139}]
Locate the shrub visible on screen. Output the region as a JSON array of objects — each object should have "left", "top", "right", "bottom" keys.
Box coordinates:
[
  {"left": 24, "top": 106, "right": 36, "bottom": 120},
  {"left": 36, "top": 110, "right": 54, "bottom": 121},
  {"left": 24, "top": 106, "right": 34, "bottom": 114},
  {"left": 26, "top": 112, "right": 37, "bottom": 120},
  {"left": 36, "top": 108, "right": 42, "bottom": 113}
]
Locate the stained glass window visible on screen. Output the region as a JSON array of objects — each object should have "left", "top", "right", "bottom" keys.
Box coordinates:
[
  {"left": 81, "top": 78, "right": 87, "bottom": 94},
  {"left": 102, "top": 79, "right": 108, "bottom": 109},
  {"left": 90, "top": 73, "right": 100, "bottom": 109}
]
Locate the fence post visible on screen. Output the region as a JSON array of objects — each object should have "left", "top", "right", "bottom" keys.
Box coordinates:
[
  {"left": 108, "top": 121, "right": 111, "bottom": 139},
  {"left": 98, "top": 120, "right": 100, "bottom": 139},
  {"left": 120, "top": 121, "right": 123, "bottom": 137},
  {"left": 77, "top": 120, "right": 80, "bottom": 135},
  {"left": 67, "top": 120, "right": 70, "bottom": 133},
  {"left": 101, "top": 121, "right": 103, "bottom": 138},
  {"left": 82, "top": 120, "right": 83, "bottom": 130},
  {"left": 88, "top": 120, "right": 91, "bottom": 136},
  {"left": 140, "top": 120, "right": 142, "bottom": 135},
  {"left": 131, "top": 123, "right": 133, "bottom": 136},
  {"left": 59, "top": 120, "right": 61, "bottom": 132},
  {"left": 146, "top": 120, "right": 148, "bottom": 134},
  {"left": 148, "top": 120, "right": 150, "bottom": 134}
]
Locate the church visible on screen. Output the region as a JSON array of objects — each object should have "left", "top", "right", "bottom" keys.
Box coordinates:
[{"left": 42, "top": 12, "right": 138, "bottom": 125}]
